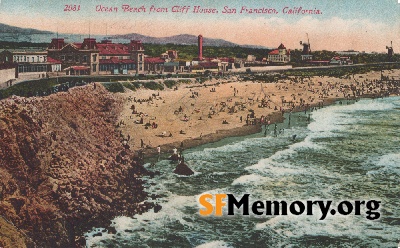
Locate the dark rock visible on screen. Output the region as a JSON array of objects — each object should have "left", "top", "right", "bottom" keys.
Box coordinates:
[
  {"left": 108, "top": 226, "right": 117, "bottom": 234},
  {"left": 9, "top": 197, "right": 25, "bottom": 215},
  {"left": 93, "top": 232, "right": 102, "bottom": 237},
  {"left": 129, "top": 162, "right": 150, "bottom": 176},
  {"left": 154, "top": 204, "right": 162, "bottom": 213},
  {"left": 168, "top": 153, "right": 180, "bottom": 161},
  {"left": 173, "top": 162, "right": 194, "bottom": 176}
]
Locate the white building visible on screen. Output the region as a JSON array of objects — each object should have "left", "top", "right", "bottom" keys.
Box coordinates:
[
  {"left": 336, "top": 50, "right": 361, "bottom": 56},
  {"left": 0, "top": 49, "right": 62, "bottom": 77},
  {"left": 247, "top": 55, "right": 256, "bottom": 62},
  {"left": 268, "top": 44, "right": 291, "bottom": 63}
]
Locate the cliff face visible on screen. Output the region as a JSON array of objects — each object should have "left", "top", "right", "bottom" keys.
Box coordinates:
[{"left": 0, "top": 85, "right": 151, "bottom": 247}]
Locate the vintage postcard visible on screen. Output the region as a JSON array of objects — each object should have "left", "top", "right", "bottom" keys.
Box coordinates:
[{"left": 0, "top": 0, "right": 399, "bottom": 247}]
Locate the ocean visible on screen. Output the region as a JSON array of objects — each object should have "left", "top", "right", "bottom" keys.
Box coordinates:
[{"left": 86, "top": 96, "right": 400, "bottom": 248}]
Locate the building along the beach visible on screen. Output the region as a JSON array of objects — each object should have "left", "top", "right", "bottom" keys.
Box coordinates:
[
  {"left": 163, "top": 62, "right": 180, "bottom": 73},
  {"left": 144, "top": 57, "right": 165, "bottom": 74},
  {"left": 336, "top": 50, "right": 362, "bottom": 56},
  {"left": 0, "top": 49, "right": 62, "bottom": 80},
  {"left": 329, "top": 56, "right": 353, "bottom": 65},
  {"left": 47, "top": 38, "right": 99, "bottom": 76},
  {"left": 268, "top": 43, "right": 291, "bottom": 64},
  {"left": 47, "top": 38, "right": 145, "bottom": 75},
  {"left": 190, "top": 62, "right": 219, "bottom": 74},
  {"left": 161, "top": 50, "right": 178, "bottom": 60},
  {"left": 97, "top": 40, "right": 136, "bottom": 75}
]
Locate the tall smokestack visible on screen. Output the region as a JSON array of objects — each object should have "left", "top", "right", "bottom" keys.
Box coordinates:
[{"left": 198, "top": 34, "right": 203, "bottom": 61}]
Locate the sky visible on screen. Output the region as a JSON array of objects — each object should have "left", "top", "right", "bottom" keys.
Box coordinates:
[{"left": 0, "top": 0, "right": 399, "bottom": 52}]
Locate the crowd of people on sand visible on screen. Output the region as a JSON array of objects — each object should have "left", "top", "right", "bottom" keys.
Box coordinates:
[
  {"left": 114, "top": 70, "right": 398, "bottom": 161},
  {"left": 128, "top": 92, "right": 160, "bottom": 102}
]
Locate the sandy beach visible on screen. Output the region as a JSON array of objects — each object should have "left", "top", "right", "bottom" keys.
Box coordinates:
[{"left": 116, "top": 69, "right": 399, "bottom": 157}]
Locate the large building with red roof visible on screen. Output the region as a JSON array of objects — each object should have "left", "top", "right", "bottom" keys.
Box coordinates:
[
  {"left": 98, "top": 40, "right": 137, "bottom": 75},
  {"left": 144, "top": 57, "right": 165, "bottom": 73},
  {"left": 47, "top": 38, "right": 145, "bottom": 75},
  {"left": 48, "top": 38, "right": 99, "bottom": 75},
  {"left": 268, "top": 43, "right": 291, "bottom": 64}
]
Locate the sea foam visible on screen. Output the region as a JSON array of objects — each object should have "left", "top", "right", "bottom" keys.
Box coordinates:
[{"left": 195, "top": 240, "right": 232, "bottom": 248}]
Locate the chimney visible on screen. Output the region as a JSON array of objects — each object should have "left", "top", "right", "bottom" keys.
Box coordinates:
[{"left": 198, "top": 35, "right": 203, "bottom": 61}]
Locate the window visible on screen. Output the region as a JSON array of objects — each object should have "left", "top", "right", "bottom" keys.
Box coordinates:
[
  {"left": 83, "top": 55, "right": 87, "bottom": 62},
  {"left": 92, "top": 54, "right": 97, "bottom": 62},
  {"left": 92, "top": 64, "right": 97, "bottom": 72},
  {"left": 61, "top": 55, "right": 65, "bottom": 61}
]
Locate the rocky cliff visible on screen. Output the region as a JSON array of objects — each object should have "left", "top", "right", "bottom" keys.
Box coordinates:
[{"left": 0, "top": 84, "right": 152, "bottom": 247}]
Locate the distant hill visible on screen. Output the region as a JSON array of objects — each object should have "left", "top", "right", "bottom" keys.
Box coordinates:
[
  {"left": 0, "top": 23, "right": 52, "bottom": 35},
  {"left": 0, "top": 22, "right": 268, "bottom": 49},
  {"left": 111, "top": 33, "right": 238, "bottom": 47},
  {"left": 0, "top": 23, "right": 57, "bottom": 43}
]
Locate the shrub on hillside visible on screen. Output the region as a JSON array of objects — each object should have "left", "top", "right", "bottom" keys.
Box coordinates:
[
  {"left": 144, "top": 81, "right": 164, "bottom": 91},
  {"left": 122, "top": 82, "right": 140, "bottom": 91},
  {"left": 164, "top": 80, "right": 177, "bottom": 88},
  {"left": 102, "top": 82, "right": 125, "bottom": 93}
]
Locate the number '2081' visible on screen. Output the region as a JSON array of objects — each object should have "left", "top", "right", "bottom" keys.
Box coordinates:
[{"left": 64, "top": 5, "right": 81, "bottom": 11}]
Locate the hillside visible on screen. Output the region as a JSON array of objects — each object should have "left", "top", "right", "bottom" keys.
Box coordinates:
[
  {"left": 0, "top": 85, "right": 154, "bottom": 247},
  {"left": 111, "top": 33, "right": 238, "bottom": 47},
  {"left": 0, "top": 23, "right": 52, "bottom": 35}
]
